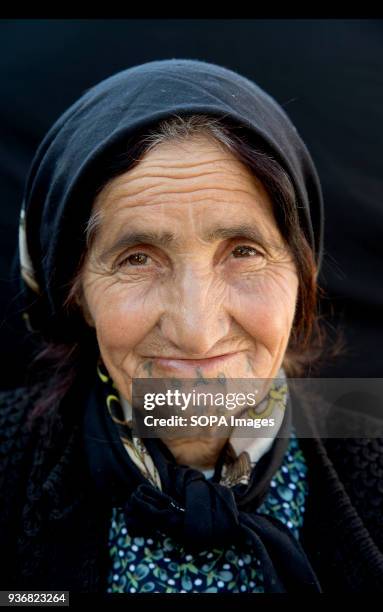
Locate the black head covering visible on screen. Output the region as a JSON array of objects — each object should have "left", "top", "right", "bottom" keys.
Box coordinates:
[{"left": 18, "top": 58, "right": 323, "bottom": 337}]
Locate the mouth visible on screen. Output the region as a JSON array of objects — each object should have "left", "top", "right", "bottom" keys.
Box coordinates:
[{"left": 148, "top": 351, "right": 243, "bottom": 375}]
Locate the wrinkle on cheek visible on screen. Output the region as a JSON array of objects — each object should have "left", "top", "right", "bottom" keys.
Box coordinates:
[
  {"left": 83, "top": 276, "right": 122, "bottom": 302},
  {"left": 98, "top": 293, "right": 156, "bottom": 332},
  {"left": 95, "top": 304, "right": 151, "bottom": 375},
  {"left": 232, "top": 264, "right": 298, "bottom": 306},
  {"left": 82, "top": 272, "right": 160, "bottom": 358},
  {"left": 229, "top": 269, "right": 298, "bottom": 346}
]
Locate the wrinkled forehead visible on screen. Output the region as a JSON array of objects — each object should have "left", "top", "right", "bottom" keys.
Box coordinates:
[{"left": 89, "top": 135, "right": 282, "bottom": 247}]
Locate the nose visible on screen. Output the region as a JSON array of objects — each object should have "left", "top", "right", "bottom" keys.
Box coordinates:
[{"left": 158, "top": 266, "right": 231, "bottom": 357}]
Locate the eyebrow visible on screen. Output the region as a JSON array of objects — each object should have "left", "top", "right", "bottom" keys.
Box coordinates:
[{"left": 99, "top": 223, "right": 281, "bottom": 262}]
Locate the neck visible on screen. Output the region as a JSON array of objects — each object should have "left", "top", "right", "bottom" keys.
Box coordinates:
[{"left": 161, "top": 436, "right": 228, "bottom": 471}]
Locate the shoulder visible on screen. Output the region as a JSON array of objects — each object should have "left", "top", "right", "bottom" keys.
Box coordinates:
[
  {"left": 324, "top": 437, "right": 383, "bottom": 548},
  {"left": 297, "top": 428, "right": 383, "bottom": 590},
  {"left": 0, "top": 382, "right": 46, "bottom": 439},
  {"left": 294, "top": 388, "right": 383, "bottom": 542},
  {"left": 0, "top": 382, "right": 45, "bottom": 412},
  {"left": 0, "top": 382, "right": 46, "bottom": 486},
  {"left": 289, "top": 386, "right": 383, "bottom": 589}
]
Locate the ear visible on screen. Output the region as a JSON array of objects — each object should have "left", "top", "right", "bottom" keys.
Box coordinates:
[
  {"left": 77, "top": 291, "right": 95, "bottom": 328},
  {"left": 69, "top": 276, "right": 95, "bottom": 328}
]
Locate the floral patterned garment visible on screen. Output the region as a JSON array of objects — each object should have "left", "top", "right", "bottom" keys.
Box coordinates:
[{"left": 106, "top": 430, "right": 308, "bottom": 593}]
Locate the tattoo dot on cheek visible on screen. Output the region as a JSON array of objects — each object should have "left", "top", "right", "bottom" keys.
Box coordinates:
[
  {"left": 195, "top": 367, "right": 209, "bottom": 385},
  {"left": 170, "top": 377, "right": 183, "bottom": 390},
  {"left": 143, "top": 360, "right": 153, "bottom": 377}
]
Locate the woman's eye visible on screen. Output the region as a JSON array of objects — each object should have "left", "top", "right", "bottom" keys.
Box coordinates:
[
  {"left": 231, "top": 245, "right": 262, "bottom": 258},
  {"left": 119, "top": 252, "right": 151, "bottom": 267},
  {"left": 116, "top": 246, "right": 263, "bottom": 269}
]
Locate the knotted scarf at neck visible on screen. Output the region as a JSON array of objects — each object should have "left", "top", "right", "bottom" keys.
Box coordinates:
[{"left": 82, "top": 364, "right": 322, "bottom": 593}]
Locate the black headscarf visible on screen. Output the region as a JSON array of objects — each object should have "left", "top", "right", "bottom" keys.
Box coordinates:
[{"left": 19, "top": 58, "right": 323, "bottom": 337}]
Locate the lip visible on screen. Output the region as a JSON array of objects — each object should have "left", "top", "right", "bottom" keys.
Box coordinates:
[{"left": 149, "top": 352, "right": 242, "bottom": 374}]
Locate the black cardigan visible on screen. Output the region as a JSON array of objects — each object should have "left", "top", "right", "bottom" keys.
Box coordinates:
[{"left": 1, "top": 382, "right": 383, "bottom": 593}]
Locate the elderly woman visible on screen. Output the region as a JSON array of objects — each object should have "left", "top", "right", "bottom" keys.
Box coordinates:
[{"left": 1, "top": 59, "right": 383, "bottom": 594}]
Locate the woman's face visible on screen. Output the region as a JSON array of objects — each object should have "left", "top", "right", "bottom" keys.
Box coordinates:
[{"left": 81, "top": 134, "right": 299, "bottom": 403}]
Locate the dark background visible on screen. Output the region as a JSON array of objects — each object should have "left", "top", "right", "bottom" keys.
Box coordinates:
[{"left": 1, "top": 19, "right": 382, "bottom": 389}]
